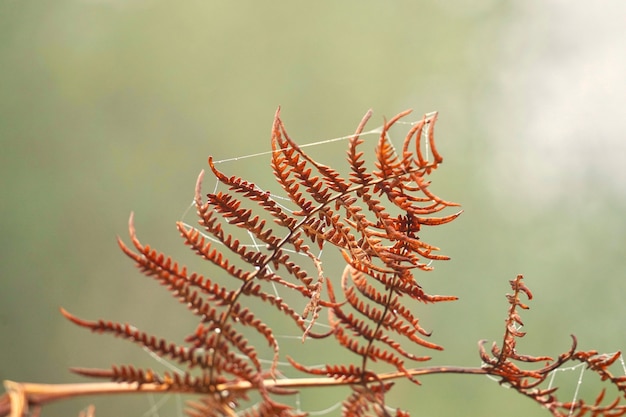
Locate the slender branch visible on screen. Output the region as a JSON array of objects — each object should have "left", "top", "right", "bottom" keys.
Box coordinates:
[{"left": 1, "top": 366, "right": 488, "bottom": 416}]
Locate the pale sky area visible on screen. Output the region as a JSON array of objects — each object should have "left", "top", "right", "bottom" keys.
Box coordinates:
[{"left": 487, "top": 0, "right": 626, "bottom": 211}]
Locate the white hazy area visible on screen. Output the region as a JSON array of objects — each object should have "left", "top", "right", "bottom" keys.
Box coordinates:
[{"left": 486, "top": 1, "right": 626, "bottom": 212}]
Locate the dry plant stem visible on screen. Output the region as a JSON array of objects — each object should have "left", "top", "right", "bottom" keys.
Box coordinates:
[{"left": 1, "top": 366, "right": 488, "bottom": 417}]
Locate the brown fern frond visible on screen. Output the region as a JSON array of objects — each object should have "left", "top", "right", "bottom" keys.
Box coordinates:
[
  {"left": 342, "top": 269, "right": 432, "bottom": 339},
  {"left": 60, "top": 308, "right": 212, "bottom": 371},
  {"left": 56, "top": 108, "right": 462, "bottom": 417},
  {"left": 479, "top": 276, "right": 576, "bottom": 398},
  {"left": 72, "top": 365, "right": 166, "bottom": 387},
  {"left": 479, "top": 275, "right": 626, "bottom": 417},
  {"left": 279, "top": 109, "right": 461, "bottom": 412}
]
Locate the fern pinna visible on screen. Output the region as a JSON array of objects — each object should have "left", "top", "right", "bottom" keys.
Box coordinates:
[{"left": 53, "top": 109, "right": 626, "bottom": 417}]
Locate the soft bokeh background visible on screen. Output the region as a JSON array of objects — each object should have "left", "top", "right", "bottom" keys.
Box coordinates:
[{"left": 1, "top": 1, "right": 625, "bottom": 416}]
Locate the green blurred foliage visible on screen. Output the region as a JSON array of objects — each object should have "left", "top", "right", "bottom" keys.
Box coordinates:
[{"left": 1, "top": 1, "right": 624, "bottom": 416}]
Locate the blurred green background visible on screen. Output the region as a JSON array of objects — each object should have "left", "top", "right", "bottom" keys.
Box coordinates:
[{"left": 1, "top": 1, "right": 625, "bottom": 416}]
